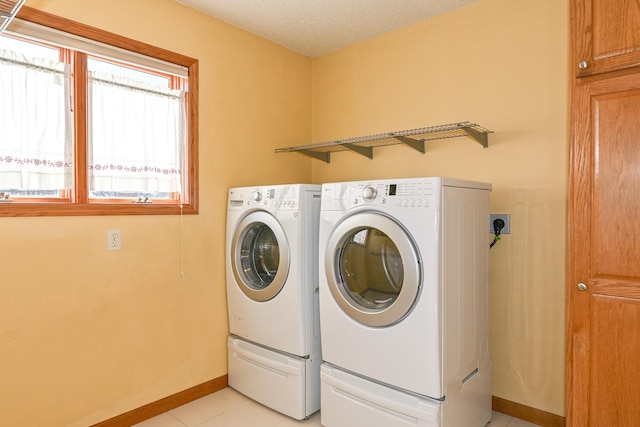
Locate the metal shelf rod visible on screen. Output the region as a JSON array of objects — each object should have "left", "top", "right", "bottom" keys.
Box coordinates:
[{"left": 0, "top": 0, "right": 25, "bottom": 34}]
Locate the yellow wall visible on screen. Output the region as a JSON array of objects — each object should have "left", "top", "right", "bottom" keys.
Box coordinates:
[
  {"left": 2, "top": 1, "right": 311, "bottom": 426},
  {"left": 2, "top": 0, "right": 568, "bottom": 424},
  {"left": 311, "top": 0, "right": 568, "bottom": 416}
]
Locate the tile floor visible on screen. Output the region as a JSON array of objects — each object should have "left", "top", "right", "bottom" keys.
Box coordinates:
[{"left": 133, "top": 387, "right": 542, "bottom": 427}]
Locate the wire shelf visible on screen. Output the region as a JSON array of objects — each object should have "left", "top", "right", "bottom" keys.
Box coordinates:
[{"left": 275, "top": 121, "right": 492, "bottom": 163}]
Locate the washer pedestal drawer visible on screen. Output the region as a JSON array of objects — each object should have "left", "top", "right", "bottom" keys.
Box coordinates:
[{"left": 227, "top": 336, "right": 320, "bottom": 420}]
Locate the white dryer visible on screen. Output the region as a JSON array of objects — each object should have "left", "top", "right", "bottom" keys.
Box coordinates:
[
  {"left": 318, "top": 177, "right": 492, "bottom": 427},
  {"left": 226, "top": 184, "right": 321, "bottom": 420}
]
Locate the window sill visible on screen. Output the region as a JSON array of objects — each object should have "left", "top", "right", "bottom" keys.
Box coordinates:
[{"left": 0, "top": 202, "right": 198, "bottom": 217}]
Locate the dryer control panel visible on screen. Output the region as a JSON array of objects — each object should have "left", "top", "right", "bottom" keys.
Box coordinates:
[
  {"left": 321, "top": 178, "right": 446, "bottom": 211},
  {"left": 357, "top": 180, "right": 440, "bottom": 210}
]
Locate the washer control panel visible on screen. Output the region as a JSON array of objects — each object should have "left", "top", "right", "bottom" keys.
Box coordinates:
[{"left": 246, "top": 186, "right": 297, "bottom": 209}]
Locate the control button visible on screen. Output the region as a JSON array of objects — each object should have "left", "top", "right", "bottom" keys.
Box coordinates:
[
  {"left": 253, "top": 190, "right": 263, "bottom": 203},
  {"left": 363, "top": 185, "right": 377, "bottom": 201}
]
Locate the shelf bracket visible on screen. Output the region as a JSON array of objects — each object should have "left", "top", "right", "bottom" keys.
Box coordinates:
[
  {"left": 460, "top": 126, "right": 489, "bottom": 148},
  {"left": 393, "top": 135, "right": 425, "bottom": 154},
  {"left": 343, "top": 143, "right": 374, "bottom": 159},
  {"left": 298, "top": 149, "right": 330, "bottom": 163}
]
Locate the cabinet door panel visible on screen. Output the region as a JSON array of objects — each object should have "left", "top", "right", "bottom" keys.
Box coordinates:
[
  {"left": 592, "top": 88, "right": 640, "bottom": 277},
  {"left": 589, "top": 294, "right": 640, "bottom": 425},
  {"left": 573, "top": 0, "right": 640, "bottom": 76}
]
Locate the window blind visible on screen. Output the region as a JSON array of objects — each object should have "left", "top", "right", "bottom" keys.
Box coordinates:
[{"left": 6, "top": 17, "right": 188, "bottom": 77}]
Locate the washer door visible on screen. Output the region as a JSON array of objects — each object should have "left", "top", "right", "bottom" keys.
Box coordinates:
[
  {"left": 231, "top": 211, "right": 290, "bottom": 302},
  {"left": 325, "top": 212, "right": 421, "bottom": 327}
]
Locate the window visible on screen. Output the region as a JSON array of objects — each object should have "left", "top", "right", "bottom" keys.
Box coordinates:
[{"left": 0, "top": 7, "right": 199, "bottom": 216}]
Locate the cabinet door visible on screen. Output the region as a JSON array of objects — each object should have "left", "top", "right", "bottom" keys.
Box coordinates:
[
  {"left": 567, "top": 71, "right": 640, "bottom": 426},
  {"left": 572, "top": 0, "right": 640, "bottom": 77}
]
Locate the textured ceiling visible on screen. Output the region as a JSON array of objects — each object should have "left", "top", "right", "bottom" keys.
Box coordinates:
[{"left": 175, "top": 0, "right": 483, "bottom": 57}]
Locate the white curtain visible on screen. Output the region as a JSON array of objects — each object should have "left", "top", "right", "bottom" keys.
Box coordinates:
[
  {"left": 0, "top": 48, "right": 72, "bottom": 191},
  {"left": 87, "top": 71, "right": 186, "bottom": 193}
]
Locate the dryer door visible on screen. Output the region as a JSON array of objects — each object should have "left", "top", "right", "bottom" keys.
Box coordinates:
[
  {"left": 325, "top": 212, "right": 421, "bottom": 327},
  {"left": 231, "top": 211, "right": 290, "bottom": 302}
]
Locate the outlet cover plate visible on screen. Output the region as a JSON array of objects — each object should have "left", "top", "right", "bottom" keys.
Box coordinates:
[{"left": 108, "top": 229, "right": 121, "bottom": 251}]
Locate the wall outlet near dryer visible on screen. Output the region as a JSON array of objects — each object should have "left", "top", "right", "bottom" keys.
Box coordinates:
[{"left": 489, "top": 214, "right": 510, "bottom": 235}]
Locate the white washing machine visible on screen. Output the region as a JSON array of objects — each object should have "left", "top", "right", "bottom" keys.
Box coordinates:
[
  {"left": 226, "top": 184, "right": 322, "bottom": 420},
  {"left": 318, "top": 177, "right": 492, "bottom": 427}
]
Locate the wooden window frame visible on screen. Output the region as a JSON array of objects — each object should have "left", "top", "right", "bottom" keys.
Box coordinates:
[{"left": 0, "top": 6, "right": 199, "bottom": 217}]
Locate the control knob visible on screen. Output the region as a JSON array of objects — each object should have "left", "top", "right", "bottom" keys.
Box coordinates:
[
  {"left": 363, "top": 185, "right": 377, "bottom": 201},
  {"left": 253, "top": 190, "right": 263, "bottom": 203}
]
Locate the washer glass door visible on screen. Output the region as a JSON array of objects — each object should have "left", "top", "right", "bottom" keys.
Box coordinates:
[
  {"left": 232, "top": 211, "right": 290, "bottom": 302},
  {"left": 326, "top": 212, "right": 421, "bottom": 327}
]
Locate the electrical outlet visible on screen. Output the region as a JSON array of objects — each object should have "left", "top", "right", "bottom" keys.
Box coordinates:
[
  {"left": 107, "top": 229, "right": 121, "bottom": 251},
  {"left": 489, "top": 214, "right": 510, "bottom": 235}
]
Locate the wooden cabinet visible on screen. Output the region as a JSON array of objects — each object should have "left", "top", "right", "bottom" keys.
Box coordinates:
[
  {"left": 567, "top": 72, "right": 640, "bottom": 426},
  {"left": 572, "top": 0, "right": 640, "bottom": 77},
  {"left": 568, "top": 1, "right": 640, "bottom": 425}
]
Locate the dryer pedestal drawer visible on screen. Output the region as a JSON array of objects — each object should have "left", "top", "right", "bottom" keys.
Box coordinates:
[
  {"left": 320, "top": 363, "right": 441, "bottom": 427},
  {"left": 321, "top": 363, "right": 492, "bottom": 427},
  {"left": 227, "top": 336, "right": 320, "bottom": 420}
]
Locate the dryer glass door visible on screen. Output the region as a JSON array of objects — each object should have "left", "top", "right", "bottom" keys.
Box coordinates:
[
  {"left": 326, "top": 212, "right": 421, "bottom": 327},
  {"left": 232, "top": 211, "right": 290, "bottom": 302}
]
